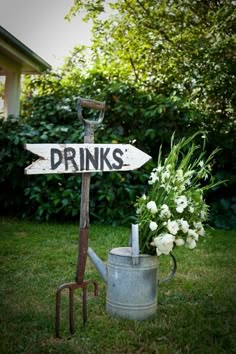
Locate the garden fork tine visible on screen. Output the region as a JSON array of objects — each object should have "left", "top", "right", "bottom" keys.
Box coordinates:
[{"left": 55, "top": 281, "right": 98, "bottom": 337}]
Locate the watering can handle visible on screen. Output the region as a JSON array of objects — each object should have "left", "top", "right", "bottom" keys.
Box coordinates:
[
  {"left": 158, "top": 252, "right": 177, "bottom": 284},
  {"left": 130, "top": 224, "right": 177, "bottom": 281}
]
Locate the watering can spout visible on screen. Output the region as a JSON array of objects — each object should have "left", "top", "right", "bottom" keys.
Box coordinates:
[{"left": 87, "top": 247, "right": 107, "bottom": 283}]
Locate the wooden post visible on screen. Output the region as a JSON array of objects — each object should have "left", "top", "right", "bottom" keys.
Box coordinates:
[
  {"left": 75, "top": 98, "right": 105, "bottom": 284},
  {"left": 76, "top": 123, "right": 94, "bottom": 283}
]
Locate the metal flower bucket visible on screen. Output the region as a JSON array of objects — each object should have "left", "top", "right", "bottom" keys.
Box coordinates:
[{"left": 88, "top": 224, "right": 176, "bottom": 320}]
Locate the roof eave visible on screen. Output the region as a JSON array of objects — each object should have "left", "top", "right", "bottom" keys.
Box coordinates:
[{"left": 0, "top": 26, "right": 51, "bottom": 72}]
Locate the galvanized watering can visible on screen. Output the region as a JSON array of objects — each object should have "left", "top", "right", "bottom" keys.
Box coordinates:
[{"left": 88, "top": 224, "right": 176, "bottom": 320}]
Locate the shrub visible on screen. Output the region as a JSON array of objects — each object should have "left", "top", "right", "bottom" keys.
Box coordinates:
[{"left": 0, "top": 74, "right": 235, "bottom": 228}]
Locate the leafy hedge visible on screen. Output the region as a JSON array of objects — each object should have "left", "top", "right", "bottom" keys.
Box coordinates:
[{"left": 0, "top": 75, "right": 235, "bottom": 228}]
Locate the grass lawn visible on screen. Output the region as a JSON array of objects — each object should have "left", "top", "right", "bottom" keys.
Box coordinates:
[{"left": 0, "top": 217, "right": 235, "bottom": 354}]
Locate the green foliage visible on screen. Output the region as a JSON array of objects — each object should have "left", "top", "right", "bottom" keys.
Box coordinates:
[
  {"left": 0, "top": 117, "right": 29, "bottom": 213},
  {"left": 0, "top": 72, "right": 85, "bottom": 220},
  {"left": 1, "top": 68, "right": 235, "bottom": 228},
  {"left": 68, "top": 2, "right": 236, "bottom": 88},
  {"left": 2, "top": 0, "right": 236, "bottom": 228},
  {"left": 23, "top": 73, "right": 200, "bottom": 221},
  {"left": 207, "top": 171, "right": 236, "bottom": 229},
  {"left": 67, "top": 0, "right": 236, "bottom": 151}
]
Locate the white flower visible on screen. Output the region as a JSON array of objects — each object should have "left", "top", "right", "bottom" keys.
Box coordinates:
[
  {"left": 200, "top": 210, "right": 207, "bottom": 220},
  {"left": 197, "top": 227, "right": 205, "bottom": 236},
  {"left": 193, "top": 221, "right": 202, "bottom": 229},
  {"left": 189, "top": 206, "right": 194, "bottom": 213},
  {"left": 146, "top": 201, "right": 158, "bottom": 214},
  {"left": 199, "top": 160, "right": 204, "bottom": 168},
  {"left": 184, "top": 170, "right": 194, "bottom": 178},
  {"left": 188, "top": 229, "right": 199, "bottom": 241},
  {"left": 175, "top": 238, "right": 185, "bottom": 246},
  {"left": 149, "top": 221, "right": 158, "bottom": 231},
  {"left": 141, "top": 194, "right": 147, "bottom": 200},
  {"left": 178, "top": 219, "right": 189, "bottom": 233},
  {"left": 175, "top": 195, "right": 188, "bottom": 211},
  {"left": 153, "top": 166, "right": 163, "bottom": 173},
  {"left": 160, "top": 204, "right": 171, "bottom": 219},
  {"left": 167, "top": 220, "right": 179, "bottom": 235},
  {"left": 148, "top": 172, "right": 159, "bottom": 185},
  {"left": 161, "top": 170, "right": 170, "bottom": 183},
  {"left": 176, "top": 169, "right": 184, "bottom": 181},
  {"left": 185, "top": 179, "right": 191, "bottom": 186},
  {"left": 179, "top": 183, "right": 186, "bottom": 192},
  {"left": 151, "top": 233, "right": 175, "bottom": 256},
  {"left": 162, "top": 183, "right": 171, "bottom": 192},
  {"left": 204, "top": 173, "right": 208, "bottom": 180},
  {"left": 185, "top": 238, "right": 197, "bottom": 249},
  {"left": 176, "top": 206, "right": 184, "bottom": 213},
  {"left": 135, "top": 133, "right": 220, "bottom": 257}
]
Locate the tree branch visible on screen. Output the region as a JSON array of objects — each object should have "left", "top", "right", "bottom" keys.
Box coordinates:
[{"left": 129, "top": 56, "right": 140, "bottom": 83}]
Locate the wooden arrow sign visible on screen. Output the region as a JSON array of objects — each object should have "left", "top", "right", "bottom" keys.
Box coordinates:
[{"left": 24, "top": 144, "right": 151, "bottom": 175}]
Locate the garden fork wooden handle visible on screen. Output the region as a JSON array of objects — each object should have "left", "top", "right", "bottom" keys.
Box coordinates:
[
  {"left": 78, "top": 98, "right": 105, "bottom": 111},
  {"left": 77, "top": 97, "right": 105, "bottom": 126}
]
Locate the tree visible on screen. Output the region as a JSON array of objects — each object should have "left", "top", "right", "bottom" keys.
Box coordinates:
[
  {"left": 67, "top": 1, "right": 236, "bottom": 120},
  {"left": 65, "top": 0, "right": 236, "bottom": 228},
  {"left": 6, "top": 0, "right": 233, "bottom": 227}
]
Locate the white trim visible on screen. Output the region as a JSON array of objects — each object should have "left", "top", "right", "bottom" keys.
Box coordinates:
[{"left": 4, "top": 70, "right": 21, "bottom": 117}]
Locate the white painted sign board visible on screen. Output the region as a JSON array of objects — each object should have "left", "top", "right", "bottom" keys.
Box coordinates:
[{"left": 25, "top": 144, "right": 151, "bottom": 175}]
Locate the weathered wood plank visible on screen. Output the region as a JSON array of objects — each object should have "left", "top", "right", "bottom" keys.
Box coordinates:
[{"left": 24, "top": 144, "right": 151, "bottom": 174}]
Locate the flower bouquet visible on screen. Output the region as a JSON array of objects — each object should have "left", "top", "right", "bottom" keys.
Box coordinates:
[{"left": 135, "top": 133, "right": 223, "bottom": 256}]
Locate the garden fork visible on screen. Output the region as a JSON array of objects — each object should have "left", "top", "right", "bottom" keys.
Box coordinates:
[{"left": 55, "top": 98, "right": 105, "bottom": 337}]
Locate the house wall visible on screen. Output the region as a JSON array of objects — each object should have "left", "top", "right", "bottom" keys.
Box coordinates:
[{"left": 0, "top": 27, "right": 51, "bottom": 119}]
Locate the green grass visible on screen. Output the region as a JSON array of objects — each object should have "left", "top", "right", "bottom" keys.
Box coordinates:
[{"left": 0, "top": 217, "right": 235, "bottom": 354}]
